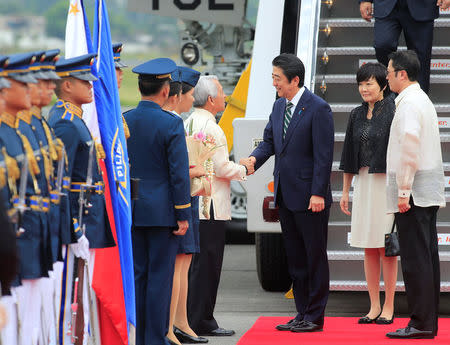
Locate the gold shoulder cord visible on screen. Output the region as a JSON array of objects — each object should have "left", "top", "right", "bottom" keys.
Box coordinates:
[
  {"left": 122, "top": 115, "right": 130, "bottom": 139},
  {"left": 40, "top": 143, "right": 52, "bottom": 191},
  {"left": 55, "top": 137, "right": 68, "bottom": 169},
  {"left": 18, "top": 132, "right": 41, "bottom": 195},
  {"left": 95, "top": 142, "right": 106, "bottom": 173},
  {"left": 2, "top": 147, "right": 19, "bottom": 196},
  {"left": 42, "top": 121, "right": 58, "bottom": 161},
  {"left": 0, "top": 166, "right": 5, "bottom": 189}
]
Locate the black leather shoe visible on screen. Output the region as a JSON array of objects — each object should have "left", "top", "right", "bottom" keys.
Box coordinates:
[
  {"left": 375, "top": 315, "right": 394, "bottom": 325},
  {"left": 290, "top": 320, "right": 323, "bottom": 333},
  {"left": 358, "top": 312, "right": 381, "bottom": 324},
  {"left": 198, "top": 328, "right": 235, "bottom": 337},
  {"left": 386, "top": 327, "right": 434, "bottom": 339},
  {"left": 174, "top": 327, "right": 209, "bottom": 343},
  {"left": 275, "top": 319, "right": 302, "bottom": 331}
]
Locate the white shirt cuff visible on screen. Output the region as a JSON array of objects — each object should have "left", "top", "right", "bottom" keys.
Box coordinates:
[{"left": 398, "top": 189, "right": 411, "bottom": 198}]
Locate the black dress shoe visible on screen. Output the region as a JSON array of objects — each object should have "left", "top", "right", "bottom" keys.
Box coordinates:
[
  {"left": 290, "top": 320, "right": 323, "bottom": 333},
  {"left": 198, "top": 328, "right": 235, "bottom": 337},
  {"left": 174, "top": 327, "right": 209, "bottom": 343},
  {"left": 386, "top": 327, "right": 434, "bottom": 339},
  {"left": 275, "top": 319, "right": 302, "bottom": 331},
  {"left": 358, "top": 312, "right": 381, "bottom": 324},
  {"left": 375, "top": 315, "right": 394, "bottom": 325}
]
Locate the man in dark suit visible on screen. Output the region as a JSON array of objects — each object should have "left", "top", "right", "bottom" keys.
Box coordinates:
[
  {"left": 241, "top": 53, "right": 334, "bottom": 332},
  {"left": 124, "top": 58, "right": 191, "bottom": 345},
  {"left": 359, "top": 0, "right": 439, "bottom": 93}
]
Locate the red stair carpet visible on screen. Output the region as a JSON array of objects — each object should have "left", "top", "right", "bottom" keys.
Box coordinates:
[{"left": 237, "top": 317, "right": 450, "bottom": 345}]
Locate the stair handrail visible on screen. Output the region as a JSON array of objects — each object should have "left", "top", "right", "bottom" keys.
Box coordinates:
[{"left": 296, "top": 0, "right": 322, "bottom": 92}]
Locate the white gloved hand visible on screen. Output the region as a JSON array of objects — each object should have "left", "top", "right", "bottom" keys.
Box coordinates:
[{"left": 70, "top": 235, "right": 90, "bottom": 260}]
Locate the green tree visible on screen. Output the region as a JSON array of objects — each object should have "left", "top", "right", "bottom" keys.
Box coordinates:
[{"left": 44, "top": 0, "right": 69, "bottom": 39}]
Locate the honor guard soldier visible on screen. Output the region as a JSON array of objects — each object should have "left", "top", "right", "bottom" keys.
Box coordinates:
[
  {"left": 113, "top": 42, "right": 130, "bottom": 139},
  {"left": 29, "top": 49, "right": 67, "bottom": 345},
  {"left": 0, "top": 52, "right": 51, "bottom": 345},
  {"left": 48, "top": 53, "right": 115, "bottom": 345},
  {"left": 125, "top": 58, "right": 191, "bottom": 345}
]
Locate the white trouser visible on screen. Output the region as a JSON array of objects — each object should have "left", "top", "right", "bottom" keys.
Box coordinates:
[
  {"left": 40, "top": 271, "right": 57, "bottom": 345},
  {"left": 15, "top": 280, "right": 43, "bottom": 345},
  {"left": 0, "top": 294, "right": 18, "bottom": 345}
]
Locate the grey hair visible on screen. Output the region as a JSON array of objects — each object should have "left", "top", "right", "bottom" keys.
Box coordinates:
[{"left": 193, "top": 75, "right": 219, "bottom": 107}]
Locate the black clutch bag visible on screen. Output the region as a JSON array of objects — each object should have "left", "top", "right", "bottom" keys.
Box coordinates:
[{"left": 385, "top": 220, "right": 400, "bottom": 257}]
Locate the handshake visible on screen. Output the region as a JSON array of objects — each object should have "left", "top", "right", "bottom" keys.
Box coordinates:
[{"left": 239, "top": 156, "right": 256, "bottom": 176}]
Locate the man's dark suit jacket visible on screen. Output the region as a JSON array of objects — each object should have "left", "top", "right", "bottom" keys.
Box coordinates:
[
  {"left": 360, "top": 0, "right": 439, "bottom": 21},
  {"left": 251, "top": 87, "right": 334, "bottom": 211}
]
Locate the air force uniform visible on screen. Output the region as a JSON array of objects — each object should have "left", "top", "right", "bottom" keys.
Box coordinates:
[
  {"left": 48, "top": 54, "right": 114, "bottom": 249},
  {"left": 124, "top": 58, "right": 191, "bottom": 345}
]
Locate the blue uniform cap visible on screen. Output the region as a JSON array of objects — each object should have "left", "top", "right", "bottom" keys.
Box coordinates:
[
  {"left": 179, "top": 66, "right": 201, "bottom": 87},
  {"left": 29, "top": 51, "right": 49, "bottom": 80},
  {"left": 132, "top": 58, "right": 176, "bottom": 81},
  {"left": 3, "top": 52, "right": 38, "bottom": 84},
  {"left": 113, "top": 43, "right": 127, "bottom": 69},
  {"left": 0, "top": 56, "right": 11, "bottom": 90},
  {"left": 56, "top": 53, "right": 98, "bottom": 81},
  {"left": 39, "top": 49, "right": 61, "bottom": 80},
  {"left": 171, "top": 67, "right": 181, "bottom": 83}
]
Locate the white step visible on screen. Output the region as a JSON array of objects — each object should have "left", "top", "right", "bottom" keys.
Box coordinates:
[
  {"left": 330, "top": 103, "right": 450, "bottom": 113},
  {"left": 316, "top": 74, "right": 450, "bottom": 84},
  {"left": 318, "top": 46, "right": 450, "bottom": 56},
  {"left": 320, "top": 18, "right": 450, "bottom": 28},
  {"left": 334, "top": 132, "right": 450, "bottom": 142}
]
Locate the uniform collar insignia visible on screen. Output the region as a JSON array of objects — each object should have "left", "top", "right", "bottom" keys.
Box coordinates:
[
  {"left": 17, "top": 110, "right": 33, "bottom": 125},
  {"left": 0, "top": 112, "right": 18, "bottom": 128},
  {"left": 30, "top": 106, "right": 42, "bottom": 119},
  {"left": 56, "top": 98, "right": 83, "bottom": 120}
]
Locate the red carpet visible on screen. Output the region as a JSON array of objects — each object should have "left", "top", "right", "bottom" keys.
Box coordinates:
[{"left": 237, "top": 317, "right": 450, "bottom": 345}]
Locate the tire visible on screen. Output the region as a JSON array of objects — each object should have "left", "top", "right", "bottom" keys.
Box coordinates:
[{"left": 255, "top": 233, "right": 292, "bottom": 292}]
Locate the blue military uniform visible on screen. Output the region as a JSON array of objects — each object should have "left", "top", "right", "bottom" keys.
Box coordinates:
[
  {"left": 48, "top": 54, "right": 114, "bottom": 249},
  {"left": 28, "top": 49, "right": 71, "bottom": 261},
  {"left": 0, "top": 52, "right": 53, "bottom": 281},
  {"left": 125, "top": 58, "right": 191, "bottom": 345}
]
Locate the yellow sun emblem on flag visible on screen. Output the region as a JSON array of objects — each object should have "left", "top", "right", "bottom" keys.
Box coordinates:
[{"left": 69, "top": 3, "right": 80, "bottom": 15}]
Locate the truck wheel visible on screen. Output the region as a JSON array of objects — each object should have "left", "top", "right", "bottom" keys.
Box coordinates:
[{"left": 255, "top": 233, "right": 292, "bottom": 292}]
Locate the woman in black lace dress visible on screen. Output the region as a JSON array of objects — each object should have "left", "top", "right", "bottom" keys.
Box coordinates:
[{"left": 340, "top": 63, "right": 396, "bottom": 325}]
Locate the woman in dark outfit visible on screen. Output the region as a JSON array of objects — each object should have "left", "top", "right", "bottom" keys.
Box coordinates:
[{"left": 340, "top": 63, "right": 397, "bottom": 325}]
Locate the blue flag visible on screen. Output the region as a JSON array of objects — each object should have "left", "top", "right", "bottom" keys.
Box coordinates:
[{"left": 92, "top": 0, "right": 136, "bottom": 334}]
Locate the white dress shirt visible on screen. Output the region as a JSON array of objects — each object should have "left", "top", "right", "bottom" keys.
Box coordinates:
[
  {"left": 184, "top": 108, "right": 246, "bottom": 220},
  {"left": 386, "top": 83, "right": 445, "bottom": 213},
  {"left": 288, "top": 86, "right": 305, "bottom": 109}
]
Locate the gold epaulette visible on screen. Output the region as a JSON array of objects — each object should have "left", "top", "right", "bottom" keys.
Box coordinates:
[
  {"left": 30, "top": 106, "right": 41, "bottom": 119},
  {"left": 122, "top": 115, "right": 130, "bottom": 139},
  {"left": 17, "top": 110, "right": 33, "bottom": 125},
  {"left": 95, "top": 142, "right": 106, "bottom": 160},
  {"left": 2, "top": 147, "right": 19, "bottom": 196},
  {"left": 17, "top": 132, "right": 41, "bottom": 194},
  {"left": 42, "top": 120, "right": 58, "bottom": 161},
  {"left": 0, "top": 112, "right": 17, "bottom": 128}
]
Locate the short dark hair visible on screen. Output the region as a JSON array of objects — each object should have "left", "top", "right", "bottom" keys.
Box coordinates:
[
  {"left": 181, "top": 82, "right": 194, "bottom": 95},
  {"left": 168, "top": 81, "right": 181, "bottom": 97},
  {"left": 388, "top": 50, "right": 420, "bottom": 82},
  {"left": 356, "top": 62, "right": 388, "bottom": 90},
  {"left": 272, "top": 53, "right": 305, "bottom": 87},
  {"left": 138, "top": 77, "right": 169, "bottom": 96}
]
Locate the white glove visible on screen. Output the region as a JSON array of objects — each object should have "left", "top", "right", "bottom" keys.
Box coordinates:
[{"left": 70, "top": 235, "right": 90, "bottom": 260}]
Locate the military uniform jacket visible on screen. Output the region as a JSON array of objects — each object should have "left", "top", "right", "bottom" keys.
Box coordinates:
[
  {"left": 48, "top": 100, "right": 115, "bottom": 249},
  {"left": 124, "top": 100, "right": 191, "bottom": 227},
  {"left": 0, "top": 113, "right": 51, "bottom": 280}
]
